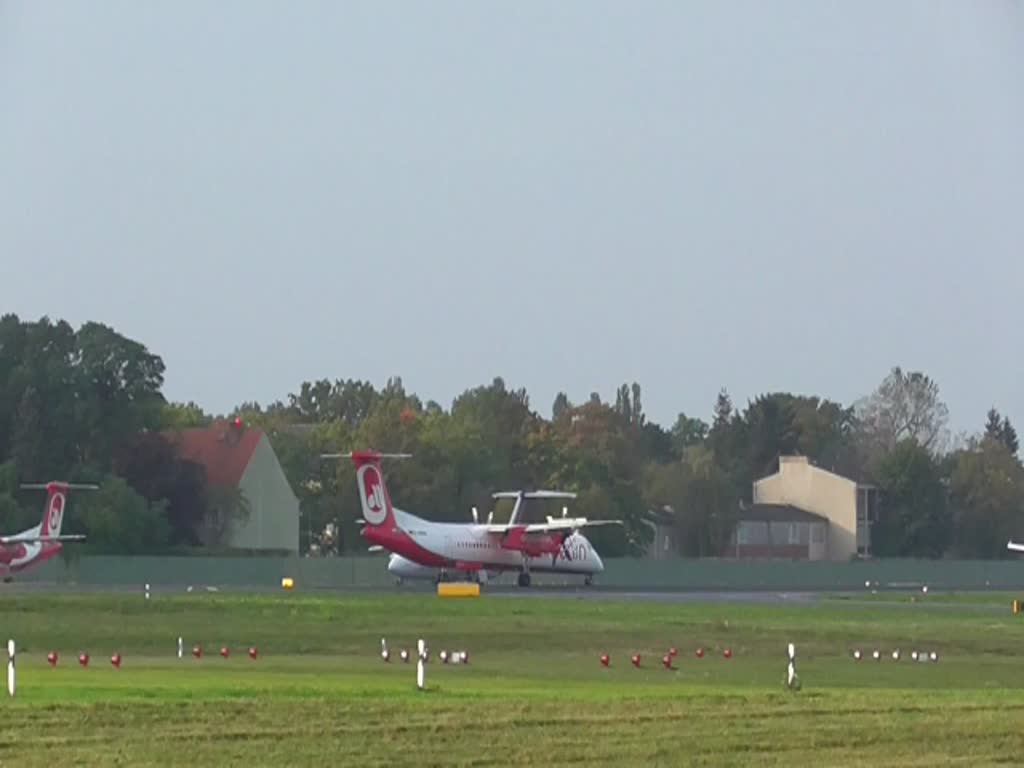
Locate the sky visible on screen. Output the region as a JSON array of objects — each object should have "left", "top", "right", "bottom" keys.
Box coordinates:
[{"left": 1, "top": 1, "right": 1021, "bottom": 436}]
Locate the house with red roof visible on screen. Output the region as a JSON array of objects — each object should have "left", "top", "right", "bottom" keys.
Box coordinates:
[{"left": 166, "top": 418, "right": 299, "bottom": 553}]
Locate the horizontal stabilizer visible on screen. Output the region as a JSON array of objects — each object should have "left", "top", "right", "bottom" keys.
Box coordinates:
[
  {"left": 0, "top": 534, "right": 86, "bottom": 544},
  {"left": 20, "top": 482, "right": 100, "bottom": 490},
  {"left": 491, "top": 490, "right": 577, "bottom": 500},
  {"left": 320, "top": 452, "right": 412, "bottom": 460}
]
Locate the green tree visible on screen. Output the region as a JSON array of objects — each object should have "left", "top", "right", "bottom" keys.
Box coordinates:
[
  {"left": 671, "top": 413, "right": 708, "bottom": 453},
  {"left": 948, "top": 437, "right": 1024, "bottom": 558},
  {"left": 741, "top": 394, "right": 800, "bottom": 482},
  {"left": 551, "top": 392, "right": 572, "bottom": 422},
  {"left": 112, "top": 432, "right": 207, "bottom": 546},
  {"left": 643, "top": 445, "right": 737, "bottom": 557},
  {"left": 71, "top": 321, "right": 166, "bottom": 467},
  {"left": 985, "top": 408, "right": 1019, "bottom": 457},
  {"left": 872, "top": 439, "right": 951, "bottom": 557},
  {"left": 161, "top": 401, "right": 211, "bottom": 429},
  {"left": 75, "top": 476, "right": 171, "bottom": 554}
]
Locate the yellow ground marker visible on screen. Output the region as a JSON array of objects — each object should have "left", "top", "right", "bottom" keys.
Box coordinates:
[{"left": 437, "top": 582, "right": 480, "bottom": 598}]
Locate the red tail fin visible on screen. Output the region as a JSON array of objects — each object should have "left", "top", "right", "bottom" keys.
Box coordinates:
[
  {"left": 40, "top": 482, "right": 69, "bottom": 537},
  {"left": 19, "top": 481, "right": 99, "bottom": 538},
  {"left": 353, "top": 452, "right": 397, "bottom": 529}
]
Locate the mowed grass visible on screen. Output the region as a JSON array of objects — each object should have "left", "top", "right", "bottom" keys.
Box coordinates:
[{"left": 1, "top": 589, "right": 1023, "bottom": 766}]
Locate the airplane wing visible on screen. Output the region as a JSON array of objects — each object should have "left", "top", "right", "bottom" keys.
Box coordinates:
[
  {"left": 484, "top": 519, "right": 622, "bottom": 534},
  {"left": 1008, "top": 540, "right": 1024, "bottom": 553},
  {"left": 0, "top": 534, "right": 86, "bottom": 545}
]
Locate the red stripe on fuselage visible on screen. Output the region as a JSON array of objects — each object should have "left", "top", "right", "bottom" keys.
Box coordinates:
[{"left": 362, "top": 523, "right": 449, "bottom": 568}]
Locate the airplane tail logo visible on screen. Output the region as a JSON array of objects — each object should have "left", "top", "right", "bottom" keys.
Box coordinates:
[
  {"left": 42, "top": 485, "right": 66, "bottom": 537},
  {"left": 357, "top": 464, "right": 392, "bottom": 527}
]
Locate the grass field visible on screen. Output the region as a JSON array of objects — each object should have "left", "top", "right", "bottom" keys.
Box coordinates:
[{"left": 1, "top": 588, "right": 1023, "bottom": 766}]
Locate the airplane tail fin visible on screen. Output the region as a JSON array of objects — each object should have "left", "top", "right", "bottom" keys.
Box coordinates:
[
  {"left": 321, "top": 451, "right": 410, "bottom": 529},
  {"left": 19, "top": 481, "right": 99, "bottom": 538}
]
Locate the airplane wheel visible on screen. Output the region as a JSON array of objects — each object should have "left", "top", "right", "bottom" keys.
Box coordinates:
[
  {"left": 584, "top": 576, "right": 593, "bottom": 587},
  {"left": 517, "top": 572, "right": 531, "bottom": 588}
]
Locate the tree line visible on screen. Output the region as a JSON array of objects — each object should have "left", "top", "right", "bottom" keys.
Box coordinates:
[{"left": 1, "top": 313, "right": 1021, "bottom": 559}]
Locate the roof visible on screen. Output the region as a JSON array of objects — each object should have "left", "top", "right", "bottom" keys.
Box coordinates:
[
  {"left": 165, "top": 422, "right": 264, "bottom": 486},
  {"left": 737, "top": 503, "right": 829, "bottom": 524},
  {"left": 759, "top": 455, "right": 872, "bottom": 488}
]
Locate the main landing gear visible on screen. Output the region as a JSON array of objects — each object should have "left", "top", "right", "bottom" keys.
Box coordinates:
[{"left": 517, "top": 570, "right": 531, "bottom": 588}]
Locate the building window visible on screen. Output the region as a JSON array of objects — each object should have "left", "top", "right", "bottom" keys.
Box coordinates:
[
  {"left": 788, "top": 523, "right": 801, "bottom": 545},
  {"left": 811, "top": 523, "right": 825, "bottom": 544},
  {"left": 737, "top": 522, "right": 750, "bottom": 545}
]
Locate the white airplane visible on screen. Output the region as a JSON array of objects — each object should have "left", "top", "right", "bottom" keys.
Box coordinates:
[
  {"left": 0, "top": 481, "right": 96, "bottom": 582},
  {"left": 1007, "top": 540, "right": 1024, "bottom": 553},
  {"left": 323, "top": 450, "right": 621, "bottom": 587}
]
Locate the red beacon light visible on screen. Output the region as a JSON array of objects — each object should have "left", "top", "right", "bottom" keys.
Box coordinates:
[{"left": 232, "top": 417, "right": 243, "bottom": 428}]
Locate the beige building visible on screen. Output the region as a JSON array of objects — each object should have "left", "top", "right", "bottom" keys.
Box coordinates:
[{"left": 749, "top": 455, "right": 877, "bottom": 561}]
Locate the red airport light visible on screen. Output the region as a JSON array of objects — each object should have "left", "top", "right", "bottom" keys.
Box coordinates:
[
  {"left": 220, "top": 646, "right": 230, "bottom": 659},
  {"left": 662, "top": 654, "right": 673, "bottom": 669},
  {"left": 631, "top": 654, "right": 641, "bottom": 668},
  {"left": 669, "top": 647, "right": 678, "bottom": 657},
  {"left": 723, "top": 648, "right": 732, "bottom": 659},
  {"left": 248, "top": 646, "right": 258, "bottom": 660},
  {"left": 695, "top": 647, "right": 704, "bottom": 658},
  {"left": 78, "top": 653, "right": 89, "bottom": 667},
  {"left": 192, "top": 645, "right": 202, "bottom": 659},
  {"left": 600, "top": 654, "right": 610, "bottom": 667},
  {"left": 46, "top": 651, "right": 58, "bottom": 666},
  {"left": 110, "top": 653, "right": 122, "bottom": 668}
]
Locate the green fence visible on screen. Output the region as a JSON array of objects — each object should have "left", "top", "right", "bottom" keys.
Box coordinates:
[{"left": 15, "top": 555, "right": 1024, "bottom": 591}]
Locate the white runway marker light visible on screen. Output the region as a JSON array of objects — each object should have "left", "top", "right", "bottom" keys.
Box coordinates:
[
  {"left": 381, "top": 638, "right": 390, "bottom": 662},
  {"left": 145, "top": 583, "right": 150, "bottom": 601},
  {"left": 7, "top": 639, "right": 15, "bottom": 698},
  {"left": 786, "top": 643, "right": 800, "bottom": 690},
  {"left": 177, "top": 637, "right": 183, "bottom": 659},
  {"left": 416, "top": 639, "right": 426, "bottom": 691}
]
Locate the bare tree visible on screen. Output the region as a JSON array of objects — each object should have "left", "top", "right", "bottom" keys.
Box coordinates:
[{"left": 855, "top": 367, "right": 950, "bottom": 458}]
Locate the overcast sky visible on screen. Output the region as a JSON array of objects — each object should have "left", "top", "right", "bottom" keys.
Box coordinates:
[{"left": 1, "top": 1, "right": 1021, "bottom": 434}]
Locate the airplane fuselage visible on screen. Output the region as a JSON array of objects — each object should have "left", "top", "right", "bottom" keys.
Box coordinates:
[
  {"left": 0, "top": 540, "right": 62, "bottom": 577},
  {"left": 367, "top": 508, "right": 605, "bottom": 582}
]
